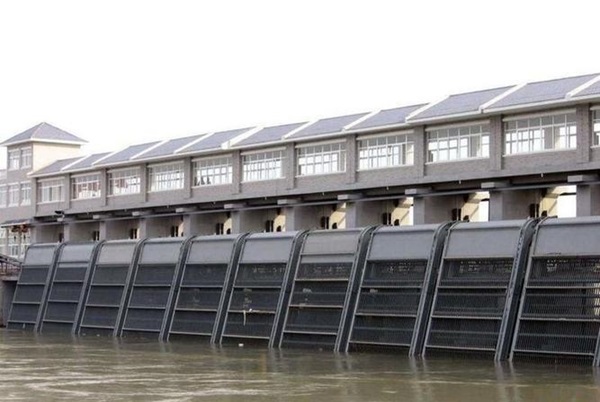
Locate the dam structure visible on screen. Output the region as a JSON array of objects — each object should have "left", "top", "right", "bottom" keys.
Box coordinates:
[{"left": 7, "top": 216, "right": 600, "bottom": 366}]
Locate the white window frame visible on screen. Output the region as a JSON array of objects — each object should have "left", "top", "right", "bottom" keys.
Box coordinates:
[
  {"left": 242, "top": 148, "right": 285, "bottom": 182},
  {"left": 427, "top": 123, "right": 490, "bottom": 163},
  {"left": 296, "top": 140, "right": 346, "bottom": 176},
  {"left": 593, "top": 108, "right": 600, "bottom": 147},
  {"left": 192, "top": 155, "right": 233, "bottom": 187},
  {"left": 8, "top": 183, "right": 19, "bottom": 206},
  {"left": 38, "top": 179, "right": 64, "bottom": 204},
  {"left": 107, "top": 168, "right": 141, "bottom": 196},
  {"left": 148, "top": 161, "right": 185, "bottom": 192},
  {"left": 20, "top": 147, "right": 32, "bottom": 169},
  {"left": 504, "top": 112, "right": 577, "bottom": 155},
  {"left": 20, "top": 181, "right": 31, "bottom": 206},
  {"left": 357, "top": 132, "right": 414, "bottom": 170},
  {"left": 8, "top": 149, "right": 20, "bottom": 170},
  {"left": 71, "top": 173, "right": 102, "bottom": 200},
  {"left": 0, "top": 185, "right": 6, "bottom": 208}
]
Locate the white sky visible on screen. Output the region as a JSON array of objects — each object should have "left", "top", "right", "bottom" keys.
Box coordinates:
[{"left": 1, "top": 0, "right": 600, "bottom": 168}]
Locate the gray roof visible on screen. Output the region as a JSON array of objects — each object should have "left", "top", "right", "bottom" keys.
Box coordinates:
[
  {"left": 0, "top": 122, "right": 87, "bottom": 147},
  {"left": 133, "top": 134, "right": 205, "bottom": 160},
  {"left": 235, "top": 122, "right": 306, "bottom": 147},
  {"left": 177, "top": 128, "right": 251, "bottom": 154},
  {"left": 287, "top": 112, "right": 369, "bottom": 140},
  {"left": 411, "top": 87, "right": 513, "bottom": 121},
  {"left": 94, "top": 141, "right": 161, "bottom": 166},
  {"left": 66, "top": 153, "right": 111, "bottom": 171},
  {"left": 32, "top": 156, "right": 83, "bottom": 176},
  {"left": 352, "top": 104, "right": 424, "bottom": 130},
  {"left": 573, "top": 79, "right": 600, "bottom": 98},
  {"left": 487, "top": 74, "right": 599, "bottom": 110}
]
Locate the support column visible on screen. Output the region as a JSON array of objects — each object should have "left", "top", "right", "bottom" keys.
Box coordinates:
[
  {"left": 412, "top": 195, "right": 459, "bottom": 224},
  {"left": 488, "top": 189, "right": 540, "bottom": 221},
  {"left": 576, "top": 184, "right": 600, "bottom": 217}
]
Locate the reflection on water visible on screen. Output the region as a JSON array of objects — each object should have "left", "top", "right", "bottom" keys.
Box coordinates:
[{"left": 1, "top": 331, "right": 599, "bottom": 402}]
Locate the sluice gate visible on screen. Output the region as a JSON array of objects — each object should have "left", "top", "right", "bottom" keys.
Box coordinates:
[
  {"left": 512, "top": 218, "right": 600, "bottom": 364},
  {"left": 8, "top": 218, "right": 600, "bottom": 365}
]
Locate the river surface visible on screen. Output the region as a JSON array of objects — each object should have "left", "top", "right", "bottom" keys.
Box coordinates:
[{"left": 0, "top": 331, "right": 599, "bottom": 402}]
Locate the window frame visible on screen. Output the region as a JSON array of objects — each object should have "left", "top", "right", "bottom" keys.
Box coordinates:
[
  {"left": 148, "top": 161, "right": 185, "bottom": 192},
  {"left": 426, "top": 122, "right": 490, "bottom": 163},
  {"left": 107, "top": 167, "right": 141, "bottom": 196},
  {"left": 357, "top": 132, "right": 415, "bottom": 170},
  {"left": 503, "top": 111, "right": 577, "bottom": 155},
  {"left": 71, "top": 173, "right": 102, "bottom": 200},
  {"left": 192, "top": 155, "right": 233, "bottom": 187},
  {"left": 37, "top": 178, "right": 65, "bottom": 204},
  {"left": 241, "top": 148, "right": 285, "bottom": 182},
  {"left": 296, "top": 140, "right": 346, "bottom": 177}
]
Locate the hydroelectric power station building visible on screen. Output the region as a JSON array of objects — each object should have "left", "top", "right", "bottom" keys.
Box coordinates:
[{"left": 3, "top": 73, "right": 600, "bottom": 364}]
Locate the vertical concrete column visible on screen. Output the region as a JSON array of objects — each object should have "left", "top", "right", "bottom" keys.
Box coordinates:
[
  {"left": 141, "top": 163, "right": 149, "bottom": 202},
  {"left": 183, "top": 157, "right": 193, "bottom": 199},
  {"left": 284, "top": 205, "right": 320, "bottom": 231},
  {"left": 231, "top": 210, "right": 264, "bottom": 233},
  {"left": 284, "top": 143, "right": 295, "bottom": 190},
  {"left": 345, "top": 135, "right": 357, "bottom": 185},
  {"left": 63, "top": 174, "right": 72, "bottom": 211},
  {"left": 232, "top": 150, "right": 242, "bottom": 194},
  {"left": 100, "top": 168, "right": 108, "bottom": 207},
  {"left": 576, "top": 184, "right": 600, "bottom": 217},
  {"left": 412, "top": 195, "right": 458, "bottom": 224},
  {"left": 488, "top": 189, "right": 540, "bottom": 221},
  {"left": 489, "top": 115, "right": 504, "bottom": 171},
  {"left": 98, "top": 221, "right": 107, "bottom": 240},
  {"left": 412, "top": 126, "right": 426, "bottom": 178},
  {"left": 576, "top": 104, "right": 592, "bottom": 164},
  {"left": 345, "top": 201, "right": 381, "bottom": 228}
]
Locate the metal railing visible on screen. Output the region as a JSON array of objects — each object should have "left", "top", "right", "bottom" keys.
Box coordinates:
[{"left": 0, "top": 254, "right": 22, "bottom": 276}]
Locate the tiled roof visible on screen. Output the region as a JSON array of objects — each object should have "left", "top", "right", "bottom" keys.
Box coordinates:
[{"left": 0, "top": 122, "right": 87, "bottom": 147}]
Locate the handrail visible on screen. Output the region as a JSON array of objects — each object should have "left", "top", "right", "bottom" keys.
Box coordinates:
[{"left": 0, "top": 254, "right": 22, "bottom": 276}]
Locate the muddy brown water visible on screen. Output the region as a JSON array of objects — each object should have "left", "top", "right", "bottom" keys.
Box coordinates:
[{"left": 0, "top": 331, "right": 599, "bottom": 401}]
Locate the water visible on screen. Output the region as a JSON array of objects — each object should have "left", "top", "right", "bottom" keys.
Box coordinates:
[{"left": 0, "top": 332, "right": 599, "bottom": 402}]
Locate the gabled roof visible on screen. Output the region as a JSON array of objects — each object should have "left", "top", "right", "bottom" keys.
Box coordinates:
[
  {"left": 0, "top": 122, "right": 87, "bottom": 147},
  {"left": 286, "top": 112, "right": 370, "bottom": 140},
  {"left": 409, "top": 87, "right": 513, "bottom": 122},
  {"left": 352, "top": 104, "right": 424, "bottom": 130},
  {"left": 486, "top": 74, "right": 600, "bottom": 111}
]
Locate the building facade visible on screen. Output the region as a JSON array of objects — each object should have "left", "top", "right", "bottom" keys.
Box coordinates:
[{"left": 2, "top": 73, "right": 600, "bottom": 258}]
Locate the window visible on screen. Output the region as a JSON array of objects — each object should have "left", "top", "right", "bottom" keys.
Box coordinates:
[
  {"left": 20, "top": 231, "right": 30, "bottom": 258},
  {"left": 128, "top": 228, "right": 139, "bottom": 240},
  {"left": 297, "top": 142, "right": 346, "bottom": 176},
  {"left": 71, "top": 173, "right": 101, "bottom": 200},
  {"left": 148, "top": 162, "right": 184, "bottom": 192},
  {"left": 108, "top": 168, "right": 141, "bottom": 196},
  {"left": 427, "top": 124, "right": 490, "bottom": 162},
  {"left": 193, "top": 156, "right": 232, "bottom": 186},
  {"left": 38, "top": 179, "right": 64, "bottom": 203},
  {"left": 0, "top": 186, "right": 6, "bottom": 207},
  {"left": 8, "top": 233, "right": 19, "bottom": 257},
  {"left": 242, "top": 150, "right": 285, "bottom": 182},
  {"left": 8, "top": 184, "right": 19, "bottom": 206},
  {"left": 20, "top": 182, "right": 31, "bottom": 206},
  {"left": 593, "top": 109, "right": 600, "bottom": 146},
  {"left": 21, "top": 147, "right": 32, "bottom": 169},
  {"left": 0, "top": 228, "right": 6, "bottom": 255},
  {"left": 8, "top": 149, "right": 20, "bottom": 170},
  {"left": 358, "top": 133, "right": 414, "bottom": 169},
  {"left": 504, "top": 113, "right": 576, "bottom": 155}
]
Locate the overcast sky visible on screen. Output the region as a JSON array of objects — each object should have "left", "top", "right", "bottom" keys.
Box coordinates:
[{"left": 1, "top": 0, "right": 600, "bottom": 168}]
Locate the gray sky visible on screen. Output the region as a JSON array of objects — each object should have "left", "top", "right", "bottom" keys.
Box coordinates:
[{"left": 1, "top": 0, "right": 599, "bottom": 168}]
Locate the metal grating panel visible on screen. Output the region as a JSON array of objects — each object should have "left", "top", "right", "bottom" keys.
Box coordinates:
[
  {"left": 513, "top": 257, "right": 600, "bottom": 360},
  {"left": 426, "top": 258, "right": 513, "bottom": 352},
  {"left": 40, "top": 243, "right": 98, "bottom": 334},
  {"left": 8, "top": 244, "right": 60, "bottom": 330}
]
